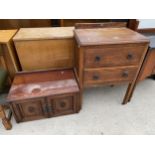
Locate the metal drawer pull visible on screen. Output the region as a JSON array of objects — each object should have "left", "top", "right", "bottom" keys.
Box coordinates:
[
  {"left": 95, "top": 56, "right": 101, "bottom": 62},
  {"left": 122, "top": 71, "right": 129, "bottom": 78},
  {"left": 127, "top": 53, "right": 133, "bottom": 60},
  {"left": 93, "top": 75, "right": 99, "bottom": 80}
]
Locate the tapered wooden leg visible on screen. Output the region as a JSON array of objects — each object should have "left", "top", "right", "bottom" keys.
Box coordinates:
[
  {"left": 122, "top": 82, "right": 137, "bottom": 105},
  {"left": 122, "top": 83, "right": 131, "bottom": 105},
  {"left": 127, "top": 83, "right": 137, "bottom": 102},
  {"left": 0, "top": 105, "right": 12, "bottom": 130}
]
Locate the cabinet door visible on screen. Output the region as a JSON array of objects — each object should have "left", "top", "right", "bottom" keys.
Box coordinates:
[
  {"left": 47, "top": 95, "right": 76, "bottom": 117},
  {"left": 12, "top": 98, "right": 47, "bottom": 122}
]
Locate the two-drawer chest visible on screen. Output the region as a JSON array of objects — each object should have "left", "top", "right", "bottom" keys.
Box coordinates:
[{"left": 74, "top": 28, "right": 149, "bottom": 104}]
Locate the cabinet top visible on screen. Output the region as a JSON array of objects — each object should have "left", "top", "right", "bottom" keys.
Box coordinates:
[
  {"left": 13, "top": 27, "right": 74, "bottom": 41},
  {"left": 74, "top": 28, "right": 149, "bottom": 46},
  {"left": 7, "top": 69, "right": 79, "bottom": 101},
  {"left": 0, "top": 30, "right": 17, "bottom": 43}
]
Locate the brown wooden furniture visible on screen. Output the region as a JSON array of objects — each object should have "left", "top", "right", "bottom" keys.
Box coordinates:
[
  {"left": 75, "top": 22, "right": 127, "bottom": 29},
  {"left": 138, "top": 33, "right": 155, "bottom": 80},
  {"left": 60, "top": 19, "right": 110, "bottom": 27},
  {"left": 0, "top": 30, "right": 20, "bottom": 81},
  {"left": 74, "top": 27, "right": 149, "bottom": 104},
  {"left": 0, "top": 19, "right": 52, "bottom": 30},
  {"left": 13, "top": 27, "right": 75, "bottom": 71},
  {"left": 7, "top": 69, "right": 81, "bottom": 123}
]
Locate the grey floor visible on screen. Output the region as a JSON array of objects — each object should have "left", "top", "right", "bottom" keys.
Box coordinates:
[{"left": 1, "top": 79, "right": 155, "bottom": 135}]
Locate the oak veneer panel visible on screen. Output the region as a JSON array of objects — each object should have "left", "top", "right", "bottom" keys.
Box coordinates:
[
  {"left": 12, "top": 98, "right": 47, "bottom": 122},
  {"left": 0, "top": 30, "right": 19, "bottom": 79},
  {"left": 14, "top": 27, "right": 75, "bottom": 71},
  {"left": 139, "top": 48, "right": 155, "bottom": 80},
  {"left": 138, "top": 34, "right": 155, "bottom": 80},
  {"left": 0, "top": 30, "right": 17, "bottom": 43},
  {"left": 14, "top": 27, "right": 74, "bottom": 41},
  {"left": 14, "top": 39, "right": 74, "bottom": 70}
]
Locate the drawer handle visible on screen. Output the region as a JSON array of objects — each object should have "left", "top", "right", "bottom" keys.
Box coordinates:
[
  {"left": 122, "top": 71, "right": 129, "bottom": 78},
  {"left": 127, "top": 53, "right": 133, "bottom": 60},
  {"left": 93, "top": 75, "right": 99, "bottom": 80},
  {"left": 95, "top": 56, "right": 101, "bottom": 62},
  {"left": 60, "top": 101, "right": 66, "bottom": 108}
]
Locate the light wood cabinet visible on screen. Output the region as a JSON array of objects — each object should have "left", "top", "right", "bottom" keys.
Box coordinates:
[{"left": 13, "top": 27, "right": 75, "bottom": 71}]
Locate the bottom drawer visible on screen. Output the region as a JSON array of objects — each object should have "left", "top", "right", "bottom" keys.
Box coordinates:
[{"left": 84, "top": 66, "right": 138, "bottom": 86}]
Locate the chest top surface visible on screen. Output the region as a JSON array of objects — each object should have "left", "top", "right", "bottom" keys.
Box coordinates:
[
  {"left": 0, "top": 30, "right": 17, "bottom": 43},
  {"left": 74, "top": 28, "right": 149, "bottom": 46},
  {"left": 7, "top": 69, "right": 79, "bottom": 101},
  {"left": 13, "top": 27, "right": 74, "bottom": 41}
]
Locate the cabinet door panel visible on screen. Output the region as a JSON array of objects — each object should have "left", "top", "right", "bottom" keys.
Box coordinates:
[
  {"left": 47, "top": 95, "right": 75, "bottom": 117},
  {"left": 12, "top": 98, "right": 47, "bottom": 122}
]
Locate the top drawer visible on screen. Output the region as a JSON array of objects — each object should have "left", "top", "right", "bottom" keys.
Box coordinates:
[{"left": 84, "top": 44, "right": 146, "bottom": 68}]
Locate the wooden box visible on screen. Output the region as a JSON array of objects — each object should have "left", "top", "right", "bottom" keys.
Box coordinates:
[
  {"left": 7, "top": 69, "right": 81, "bottom": 123},
  {"left": 13, "top": 27, "right": 75, "bottom": 71}
]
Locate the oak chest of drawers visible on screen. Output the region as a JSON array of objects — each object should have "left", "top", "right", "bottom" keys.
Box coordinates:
[
  {"left": 74, "top": 28, "right": 149, "bottom": 104},
  {"left": 13, "top": 27, "right": 75, "bottom": 71},
  {"left": 7, "top": 69, "right": 81, "bottom": 123}
]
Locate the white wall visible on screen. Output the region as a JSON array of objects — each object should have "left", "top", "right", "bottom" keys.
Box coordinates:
[{"left": 138, "top": 19, "right": 155, "bottom": 29}]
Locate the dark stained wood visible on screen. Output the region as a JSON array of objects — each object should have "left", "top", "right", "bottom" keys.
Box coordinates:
[
  {"left": 60, "top": 19, "right": 110, "bottom": 27},
  {"left": 75, "top": 22, "right": 127, "bottom": 29},
  {"left": 74, "top": 28, "right": 149, "bottom": 46},
  {"left": 8, "top": 69, "right": 81, "bottom": 123},
  {"left": 84, "top": 44, "right": 145, "bottom": 68},
  {"left": 74, "top": 27, "right": 149, "bottom": 104},
  {"left": 139, "top": 48, "right": 155, "bottom": 80},
  {"left": 47, "top": 94, "right": 77, "bottom": 117},
  {"left": 84, "top": 66, "right": 137, "bottom": 86},
  {"left": 0, "top": 19, "right": 52, "bottom": 30},
  {"left": 128, "top": 19, "right": 139, "bottom": 31},
  {"left": 138, "top": 28, "right": 155, "bottom": 33}
]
